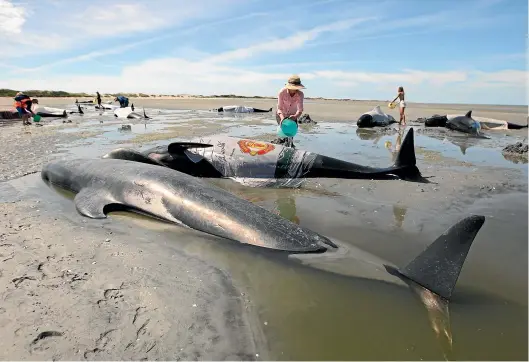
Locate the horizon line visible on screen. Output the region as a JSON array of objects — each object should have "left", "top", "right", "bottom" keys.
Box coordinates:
[{"left": 0, "top": 90, "right": 526, "bottom": 107}]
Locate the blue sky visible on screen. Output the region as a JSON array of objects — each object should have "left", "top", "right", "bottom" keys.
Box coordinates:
[{"left": 0, "top": 0, "right": 526, "bottom": 105}]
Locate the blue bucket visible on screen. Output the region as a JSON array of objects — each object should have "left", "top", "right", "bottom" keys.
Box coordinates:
[{"left": 278, "top": 118, "right": 298, "bottom": 138}]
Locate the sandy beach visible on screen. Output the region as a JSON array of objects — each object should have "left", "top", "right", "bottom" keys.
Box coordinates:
[
  {"left": 2, "top": 96, "right": 527, "bottom": 125},
  {"left": 0, "top": 97, "right": 527, "bottom": 360}
]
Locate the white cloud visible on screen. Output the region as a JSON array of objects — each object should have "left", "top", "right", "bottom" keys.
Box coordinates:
[
  {"left": 0, "top": 0, "right": 247, "bottom": 59},
  {"left": 67, "top": 1, "right": 221, "bottom": 36},
  {"left": 204, "top": 17, "right": 375, "bottom": 64},
  {"left": 0, "top": 0, "right": 26, "bottom": 34},
  {"left": 1, "top": 54, "right": 524, "bottom": 104},
  {"left": 312, "top": 70, "right": 469, "bottom": 86}
]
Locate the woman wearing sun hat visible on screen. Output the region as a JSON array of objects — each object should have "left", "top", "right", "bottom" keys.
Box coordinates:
[{"left": 276, "top": 74, "right": 305, "bottom": 125}]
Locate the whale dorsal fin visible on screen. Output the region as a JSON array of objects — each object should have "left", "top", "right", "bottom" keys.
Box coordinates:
[
  {"left": 74, "top": 187, "right": 119, "bottom": 219},
  {"left": 397, "top": 215, "right": 485, "bottom": 301},
  {"left": 168, "top": 142, "right": 214, "bottom": 154},
  {"left": 465, "top": 110, "right": 472, "bottom": 118}
]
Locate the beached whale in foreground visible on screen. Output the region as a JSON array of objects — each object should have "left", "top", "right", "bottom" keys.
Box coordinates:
[
  {"left": 102, "top": 130, "right": 426, "bottom": 187},
  {"left": 41, "top": 157, "right": 485, "bottom": 305},
  {"left": 423, "top": 111, "right": 528, "bottom": 135},
  {"left": 114, "top": 105, "right": 149, "bottom": 119},
  {"left": 357, "top": 106, "right": 398, "bottom": 128},
  {"left": 41, "top": 158, "right": 335, "bottom": 252}
]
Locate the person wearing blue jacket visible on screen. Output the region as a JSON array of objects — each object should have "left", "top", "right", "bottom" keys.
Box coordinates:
[{"left": 114, "top": 95, "right": 129, "bottom": 108}]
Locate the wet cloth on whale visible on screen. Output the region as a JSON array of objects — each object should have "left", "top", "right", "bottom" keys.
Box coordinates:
[
  {"left": 184, "top": 135, "right": 317, "bottom": 184},
  {"left": 219, "top": 105, "right": 255, "bottom": 113},
  {"left": 365, "top": 106, "right": 396, "bottom": 123}
]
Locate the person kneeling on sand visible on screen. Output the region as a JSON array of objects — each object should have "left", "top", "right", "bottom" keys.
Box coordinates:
[
  {"left": 14, "top": 92, "right": 35, "bottom": 126},
  {"left": 215, "top": 105, "right": 272, "bottom": 113},
  {"left": 114, "top": 95, "right": 129, "bottom": 108},
  {"left": 271, "top": 74, "right": 305, "bottom": 147}
]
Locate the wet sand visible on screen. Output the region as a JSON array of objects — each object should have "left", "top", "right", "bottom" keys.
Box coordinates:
[{"left": 0, "top": 97, "right": 527, "bottom": 360}]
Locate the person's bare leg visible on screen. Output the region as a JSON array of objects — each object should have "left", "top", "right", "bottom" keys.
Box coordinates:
[
  {"left": 402, "top": 107, "right": 406, "bottom": 125},
  {"left": 21, "top": 113, "right": 29, "bottom": 126}
]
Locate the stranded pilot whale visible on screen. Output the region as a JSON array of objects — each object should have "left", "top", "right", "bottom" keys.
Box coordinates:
[
  {"left": 41, "top": 157, "right": 485, "bottom": 305},
  {"left": 41, "top": 158, "right": 336, "bottom": 253},
  {"left": 114, "top": 105, "right": 150, "bottom": 119},
  {"left": 423, "top": 110, "right": 528, "bottom": 135},
  {"left": 102, "top": 129, "right": 427, "bottom": 187},
  {"left": 357, "top": 106, "right": 398, "bottom": 128}
]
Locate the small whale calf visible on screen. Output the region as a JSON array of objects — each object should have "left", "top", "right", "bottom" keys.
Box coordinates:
[{"left": 103, "top": 130, "right": 426, "bottom": 187}]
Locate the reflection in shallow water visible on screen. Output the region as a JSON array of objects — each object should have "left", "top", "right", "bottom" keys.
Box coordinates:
[
  {"left": 384, "top": 127, "right": 406, "bottom": 163},
  {"left": 393, "top": 204, "right": 408, "bottom": 229},
  {"left": 356, "top": 127, "right": 396, "bottom": 143},
  {"left": 274, "top": 194, "right": 300, "bottom": 224},
  {"left": 410, "top": 283, "right": 453, "bottom": 360}
]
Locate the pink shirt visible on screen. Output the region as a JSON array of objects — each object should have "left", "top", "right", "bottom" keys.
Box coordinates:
[{"left": 276, "top": 87, "right": 304, "bottom": 119}]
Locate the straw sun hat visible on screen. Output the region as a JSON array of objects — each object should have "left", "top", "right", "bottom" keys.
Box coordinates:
[{"left": 285, "top": 75, "right": 306, "bottom": 90}]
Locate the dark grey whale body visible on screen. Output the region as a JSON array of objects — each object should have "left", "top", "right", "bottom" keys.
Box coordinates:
[
  {"left": 41, "top": 157, "right": 485, "bottom": 304},
  {"left": 41, "top": 158, "right": 336, "bottom": 252},
  {"left": 357, "top": 106, "right": 398, "bottom": 128},
  {"left": 103, "top": 129, "right": 426, "bottom": 186},
  {"left": 424, "top": 110, "right": 528, "bottom": 135}
]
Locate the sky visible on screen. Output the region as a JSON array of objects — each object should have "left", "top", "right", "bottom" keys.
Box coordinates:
[{"left": 0, "top": 0, "right": 527, "bottom": 105}]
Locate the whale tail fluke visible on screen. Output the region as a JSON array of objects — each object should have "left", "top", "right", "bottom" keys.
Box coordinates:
[
  {"left": 391, "top": 128, "right": 428, "bottom": 182},
  {"left": 394, "top": 215, "right": 485, "bottom": 301}
]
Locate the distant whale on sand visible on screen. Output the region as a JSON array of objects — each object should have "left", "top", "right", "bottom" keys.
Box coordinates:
[
  {"left": 41, "top": 158, "right": 336, "bottom": 252},
  {"left": 423, "top": 111, "right": 528, "bottom": 134},
  {"left": 102, "top": 130, "right": 427, "bottom": 186},
  {"left": 357, "top": 106, "right": 397, "bottom": 128},
  {"left": 68, "top": 104, "right": 84, "bottom": 115},
  {"left": 114, "top": 105, "right": 149, "bottom": 119},
  {"left": 33, "top": 105, "right": 68, "bottom": 118}
]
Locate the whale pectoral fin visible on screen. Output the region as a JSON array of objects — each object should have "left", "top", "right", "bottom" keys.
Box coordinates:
[{"left": 74, "top": 188, "right": 117, "bottom": 219}]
